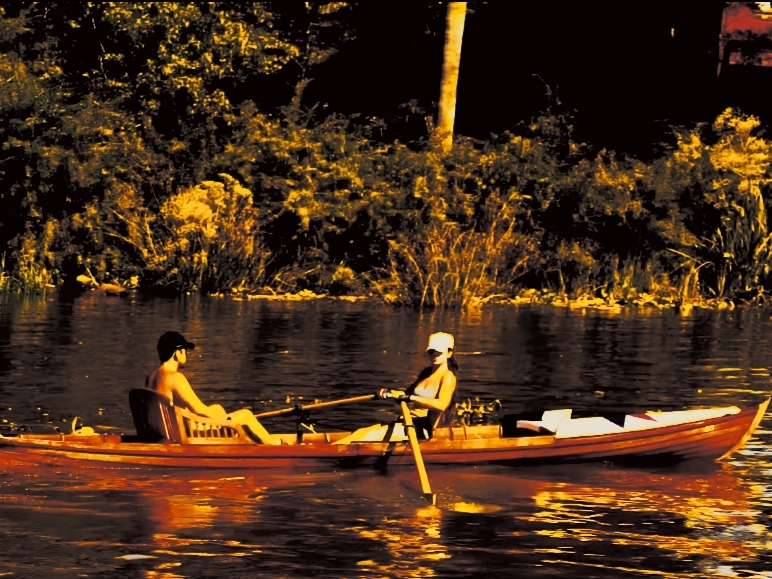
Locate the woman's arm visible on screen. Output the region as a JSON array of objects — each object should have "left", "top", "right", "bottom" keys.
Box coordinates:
[{"left": 410, "top": 371, "right": 456, "bottom": 411}]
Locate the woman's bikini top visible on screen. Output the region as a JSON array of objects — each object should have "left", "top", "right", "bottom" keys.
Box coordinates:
[{"left": 406, "top": 367, "right": 456, "bottom": 429}]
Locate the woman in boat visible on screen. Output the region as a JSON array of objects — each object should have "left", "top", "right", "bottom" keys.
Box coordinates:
[
  {"left": 380, "top": 332, "right": 458, "bottom": 439},
  {"left": 334, "top": 332, "right": 458, "bottom": 444},
  {"left": 145, "top": 331, "right": 280, "bottom": 445}
]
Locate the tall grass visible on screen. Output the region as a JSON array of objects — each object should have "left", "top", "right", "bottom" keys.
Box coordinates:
[
  {"left": 16, "top": 255, "right": 52, "bottom": 293},
  {"left": 0, "top": 252, "right": 52, "bottom": 294},
  {"left": 0, "top": 255, "right": 10, "bottom": 292},
  {"left": 371, "top": 195, "right": 536, "bottom": 309},
  {"left": 599, "top": 258, "right": 678, "bottom": 305}
]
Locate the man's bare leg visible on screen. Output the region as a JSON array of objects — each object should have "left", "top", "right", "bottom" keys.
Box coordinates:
[{"left": 227, "top": 408, "right": 280, "bottom": 445}]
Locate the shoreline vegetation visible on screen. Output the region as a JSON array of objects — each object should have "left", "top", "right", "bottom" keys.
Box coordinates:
[
  {"left": 1, "top": 5, "right": 771, "bottom": 314},
  {"left": 5, "top": 101, "right": 769, "bottom": 317},
  {"left": 52, "top": 283, "right": 741, "bottom": 318}
]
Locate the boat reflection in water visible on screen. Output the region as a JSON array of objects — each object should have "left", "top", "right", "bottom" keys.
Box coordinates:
[{"left": 0, "top": 456, "right": 770, "bottom": 577}]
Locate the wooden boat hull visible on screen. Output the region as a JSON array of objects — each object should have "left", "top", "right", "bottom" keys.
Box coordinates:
[{"left": 0, "top": 399, "right": 767, "bottom": 470}]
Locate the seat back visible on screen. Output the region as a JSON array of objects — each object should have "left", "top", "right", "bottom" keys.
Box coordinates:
[{"left": 129, "top": 388, "right": 182, "bottom": 442}]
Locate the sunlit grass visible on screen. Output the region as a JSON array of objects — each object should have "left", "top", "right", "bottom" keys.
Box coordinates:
[
  {"left": 370, "top": 195, "right": 534, "bottom": 310},
  {"left": 0, "top": 254, "right": 10, "bottom": 292},
  {"left": 0, "top": 252, "right": 52, "bottom": 294}
]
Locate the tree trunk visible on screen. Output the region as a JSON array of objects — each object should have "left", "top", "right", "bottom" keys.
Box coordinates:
[{"left": 435, "top": 2, "right": 467, "bottom": 154}]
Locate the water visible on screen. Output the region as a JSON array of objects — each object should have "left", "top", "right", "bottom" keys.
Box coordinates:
[{"left": 0, "top": 293, "right": 771, "bottom": 578}]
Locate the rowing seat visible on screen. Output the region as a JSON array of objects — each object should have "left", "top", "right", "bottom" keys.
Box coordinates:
[{"left": 128, "top": 388, "right": 252, "bottom": 445}]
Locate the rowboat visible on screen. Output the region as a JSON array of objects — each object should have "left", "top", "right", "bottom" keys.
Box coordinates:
[{"left": 0, "top": 390, "right": 767, "bottom": 470}]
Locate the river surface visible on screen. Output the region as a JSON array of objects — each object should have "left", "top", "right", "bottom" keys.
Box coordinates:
[{"left": 0, "top": 292, "right": 771, "bottom": 578}]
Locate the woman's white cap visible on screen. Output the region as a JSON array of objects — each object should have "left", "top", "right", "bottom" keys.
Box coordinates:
[{"left": 426, "top": 332, "right": 454, "bottom": 352}]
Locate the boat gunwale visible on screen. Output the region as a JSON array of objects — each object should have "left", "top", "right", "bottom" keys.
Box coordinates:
[{"left": 0, "top": 399, "right": 766, "bottom": 467}]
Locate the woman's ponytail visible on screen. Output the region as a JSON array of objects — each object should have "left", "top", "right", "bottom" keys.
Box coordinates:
[{"left": 448, "top": 350, "right": 459, "bottom": 375}]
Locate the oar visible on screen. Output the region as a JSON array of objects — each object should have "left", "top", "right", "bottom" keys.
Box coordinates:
[
  {"left": 399, "top": 400, "right": 436, "bottom": 505},
  {"left": 254, "top": 394, "right": 377, "bottom": 419}
]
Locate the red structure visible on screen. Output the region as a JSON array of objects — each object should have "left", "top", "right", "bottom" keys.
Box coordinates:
[{"left": 719, "top": 2, "right": 772, "bottom": 74}]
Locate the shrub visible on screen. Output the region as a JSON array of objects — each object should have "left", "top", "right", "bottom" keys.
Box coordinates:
[
  {"left": 82, "top": 175, "right": 269, "bottom": 293},
  {"left": 371, "top": 193, "right": 538, "bottom": 309}
]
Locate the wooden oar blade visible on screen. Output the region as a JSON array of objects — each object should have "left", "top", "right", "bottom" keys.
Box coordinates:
[{"left": 400, "top": 400, "right": 436, "bottom": 504}]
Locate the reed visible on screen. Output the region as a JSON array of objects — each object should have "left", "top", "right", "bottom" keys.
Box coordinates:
[
  {"left": 16, "top": 257, "right": 52, "bottom": 293},
  {"left": 605, "top": 258, "right": 680, "bottom": 305},
  {"left": 371, "top": 194, "right": 536, "bottom": 309},
  {"left": 0, "top": 254, "right": 10, "bottom": 292},
  {"left": 0, "top": 247, "right": 53, "bottom": 294}
]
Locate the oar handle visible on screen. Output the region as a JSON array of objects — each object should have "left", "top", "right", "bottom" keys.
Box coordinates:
[
  {"left": 400, "top": 400, "right": 436, "bottom": 504},
  {"left": 254, "top": 394, "right": 377, "bottom": 419}
]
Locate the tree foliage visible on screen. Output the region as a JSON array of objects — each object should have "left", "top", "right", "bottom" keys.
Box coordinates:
[{"left": 0, "top": 4, "right": 771, "bottom": 308}]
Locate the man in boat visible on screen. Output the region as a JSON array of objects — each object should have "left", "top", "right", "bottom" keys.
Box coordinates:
[
  {"left": 146, "top": 331, "right": 279, "bottom": 445},
  {"left": 334, "top": 332, "right": 458, "bottom": 444}
]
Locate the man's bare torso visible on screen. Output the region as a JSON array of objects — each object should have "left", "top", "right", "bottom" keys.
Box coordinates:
[{"left": 145, "top": 368, "right": 182, "bottom": 406}]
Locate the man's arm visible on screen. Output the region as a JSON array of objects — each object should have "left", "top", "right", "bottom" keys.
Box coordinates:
[{"left": 172, "top": 373, "right": 226, "bottom": 418}]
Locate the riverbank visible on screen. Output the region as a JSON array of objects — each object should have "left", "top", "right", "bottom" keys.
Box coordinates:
[
  {"left": 226, "top": 286, "right": 741, "bottom": 315},
  {"left": 43, "top": 282, "right": 748, "bottom": 316}
]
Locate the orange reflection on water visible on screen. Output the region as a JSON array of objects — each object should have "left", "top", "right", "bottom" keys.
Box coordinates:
[
  {"left": 343, "top": 504, "right": 449, "bottom": 578},
  {"left": 1, "top": 458, "right": 770, "bottom": 578},
  {"left": 142, "top": 476, "right": 267, "bottom": 531},
  {"left": 523, "top": 463, "right": 766, "bottom": 576},
  {"left": 330, "top": 463, "right": 770, "bottom": 578}
]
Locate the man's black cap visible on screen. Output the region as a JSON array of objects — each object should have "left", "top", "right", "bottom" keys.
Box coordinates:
[{"left": 157, "top": 331, "right": 195, "bottom": 362}]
